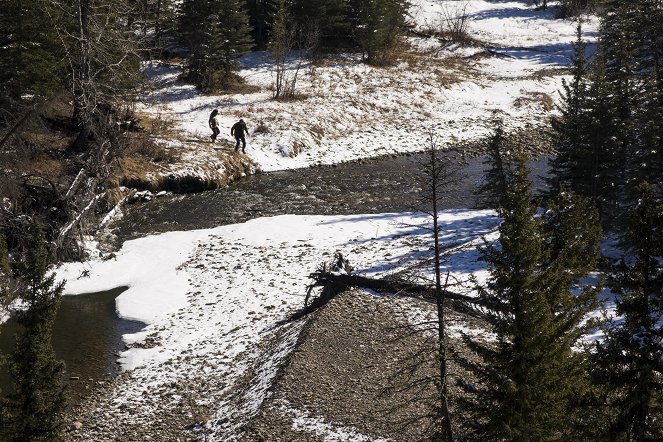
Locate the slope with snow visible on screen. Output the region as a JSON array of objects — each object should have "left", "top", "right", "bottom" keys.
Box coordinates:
[
  {"left": 138, "top": 1, "right": 597, "bottom": 179},
  {"left": 57, "top": 2, "right": 607, "bottom": 440}
]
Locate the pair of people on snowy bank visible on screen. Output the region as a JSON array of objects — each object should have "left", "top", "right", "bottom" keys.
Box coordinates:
[{"left": 209, "top": 109, "right": 248, "bottom": 153}]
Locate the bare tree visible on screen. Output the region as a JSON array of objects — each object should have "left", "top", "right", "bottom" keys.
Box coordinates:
[
  {"left": 417, "top": 131, "right": 458, "bottom": 441},
  {"left": 439, "top": 1, "right": 471, "bottom": 44},
  {"left": 269, "top": 0, "right": 319, "bottom": 100}
]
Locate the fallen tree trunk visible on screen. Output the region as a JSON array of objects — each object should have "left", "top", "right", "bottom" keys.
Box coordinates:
[{"left": 283, "top": 267, "right": 491, "bottom": 324}]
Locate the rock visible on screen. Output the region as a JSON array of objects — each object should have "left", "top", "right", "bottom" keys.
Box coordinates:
[{"left": 73, "top": 421, "right": 83, "bottom": 430}]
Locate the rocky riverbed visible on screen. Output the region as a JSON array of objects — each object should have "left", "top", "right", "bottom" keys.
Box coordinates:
[
  {"left": 65, "top": 288, "right": 489, "bottom": 441},
  {"left": 62, "top": 126, "right": 550, "bottom": 442}
]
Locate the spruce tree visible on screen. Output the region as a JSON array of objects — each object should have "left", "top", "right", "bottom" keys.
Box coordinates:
[
  {"left": 179, "top": 0, "right": 215, "bottom": 86},
  {"left": 461, "top": 159, "right": 602, "bottom": 440},
  {"left": 349, "top": 0, "right": 409, "bottom": 65},
  {"left": 291, "top": 0, "right": 350, "bottom": 49},
  {"left": 208, "top": 0, "right": 253, "bottom": 87},
  {"left": 549, "top": 19, "right": 591, "bottom": 194},
  {"left": 0, "top": 0, "right": 64, "bottom": 121},
  {"left": 180, "top": 0, "right": 253, "bottom": 90},
  {"left": 592, "top": 182, "right": 663, "bottom": 440},
  {"left": 0, "top": 223, "right": 66, "bottom": 442},
  {"left": 245, "top": 0, "right": 274, "bottom": 49}
]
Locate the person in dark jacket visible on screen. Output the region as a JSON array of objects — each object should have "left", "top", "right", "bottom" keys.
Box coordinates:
[
  {"left": 209, "top": 109, "right": 220, "bottom": 141},
  {"left": 231, "top": 119, "right": 249, "bottom": 153}
]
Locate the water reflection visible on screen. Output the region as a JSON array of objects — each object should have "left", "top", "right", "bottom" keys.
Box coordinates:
[{"left": 0, "top": 287, "right": 144, "bottom": 402}]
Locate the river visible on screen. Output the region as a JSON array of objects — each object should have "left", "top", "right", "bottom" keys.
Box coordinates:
[{"left": 0, "top": 151, "right": 550, "bottom": 401}]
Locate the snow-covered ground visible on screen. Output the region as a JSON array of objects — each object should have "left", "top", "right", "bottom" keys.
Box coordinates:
[
  {"left": 138, "top": 0, "right": 598, "bottom": 175},
  {"left": 58, "top": 210, "right": 499, "bottom": 439},
  {"left": 56, "top": 2, "right": 608, "bottom": 440}
]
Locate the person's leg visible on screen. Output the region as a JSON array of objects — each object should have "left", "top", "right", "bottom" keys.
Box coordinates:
[
  {"left": 235, "top": 136, "right": 240, "bottom": 151},
  {"left": 241, "top": 136, "right": 246, "bottom": 153}
]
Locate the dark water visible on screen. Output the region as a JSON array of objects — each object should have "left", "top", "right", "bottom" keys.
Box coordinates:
[
  {"left": 112, "top": 152, "right": 550, "bottom": 240},
  {"left": 1, "top": 151, "right": 550, "bottom": 403},
  {"left": 0, "top": 287, "right": 144, "bottom": 403}
]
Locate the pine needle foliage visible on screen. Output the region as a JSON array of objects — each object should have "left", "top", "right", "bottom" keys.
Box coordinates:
[
  {"left": 179, "top": 0, "right": 252, "bottom": 91},
  {"left": 591, "top": 182, "right": 663, "bottom": 441},
  {"left": 0, "top": 223, "right": 66, "bottom": 442},
  {"left": 549, "top": 0, "right": 663, "bottom": 219},
  {"left": 0, "top": 0, "right": 65, "bottom": 121},
  {"left": 461, "top": 158, "right": 602, "bottom": 440}
]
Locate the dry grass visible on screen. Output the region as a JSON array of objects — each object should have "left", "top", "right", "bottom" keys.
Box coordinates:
[
  {"left": 514, "top": 91, "right": 554, "bottom": 112},
  {"left": 115, "top": 156, "right": 161, "bottom": 190},
  {"left": 136, "top": 112, "right": 179, "bottom": 137},
  {"left": 124, "top": 132, "right": 180, "bottom": 164}
]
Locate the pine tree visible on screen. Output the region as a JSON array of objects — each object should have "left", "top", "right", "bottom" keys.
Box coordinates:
[
  {"left": 0, "top": 223, "right": 66, "bottom": 442},
  {"left": 180, "top": 0, "right": 253, "bottom": 90},
  {"left": 592, "top": 182, "right": 663, "bottom": 440},
  {"left": 245, "top": 0, "right": 274, "bottom": 49},
  {"left": 549, "top": 19, "right": 590, "bottom": 194},
  {"left": 208, "top": 0, "right": 253, "bottom": 87},
  {"left": 291, "top": 0, "right": 350, "bottom": 49},
  {"left": 179, "top": 0, "right": 215, "bottom": 86},
  {"left": 0, "top": 0, "right": 64, "bottom": 121},
  {"left": 477, "top": 119, "right": 511, "bottom": 208},
  {"left": 349, "top": 0, "right": 409, "bottom": 65},
  {"left": 461, "top": 159, "right": 602, "bottom": 440}
]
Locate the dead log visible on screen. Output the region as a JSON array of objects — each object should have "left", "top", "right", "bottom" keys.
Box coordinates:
[{"left": 282, "top": 266, "right": 492, "bottom": 324}]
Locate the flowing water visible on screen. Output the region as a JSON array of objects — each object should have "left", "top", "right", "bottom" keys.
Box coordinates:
[
  {"left": 1, "top": 151, "right": 550, "bottom": 401},
  {"left": 111, "top": 152, "right": 550, "bottom": 240}
]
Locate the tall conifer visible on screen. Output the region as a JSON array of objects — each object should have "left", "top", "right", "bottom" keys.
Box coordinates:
[
  {"left": 592, "top": 182, "right": 663, "bottom": 440},
  {"left": 0, "top": 0, "right": 64, "bottom": 120},
  {"left": 0, "top": 223, "right": 66, "bottom": 442},
  {"left": 477, "top": 119, "right": 511, "bottom": 208},
  {"left": 461, "top": 159, "right": 601, "bottom": 440}
]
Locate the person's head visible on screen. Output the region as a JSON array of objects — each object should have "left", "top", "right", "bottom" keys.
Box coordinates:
[
  {"left": 211, "top": 109, "right": 218, "bottom": 116},
  {"left": 239, "top": 119, "right": 244, "bottom": 124}
]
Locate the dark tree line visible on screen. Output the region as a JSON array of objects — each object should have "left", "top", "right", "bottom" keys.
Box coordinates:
[
  {"left": 550, "top": 1, "right": 663, "bottom": 219},
  {"left": 0, "top": 225, "right": 66, "bottom": 442},
  {"left": 177, "top": 0, "right": 410, "bottom": 90}
]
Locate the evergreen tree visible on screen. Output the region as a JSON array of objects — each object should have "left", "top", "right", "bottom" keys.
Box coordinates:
[
  {"left": 0, "top": 0, "right": 64, "bottom": 122},
  {"left": 549, "top": 19, "right": 591, "bottom": 194},
  {"left": 349, "top": 0, "right": 409, "bottom": 65},
  {"left": 461, "top": 159, "right": 602, "bottom": 440},
  {"left": 0, "top": 223, "right": 66, "bottom": 442},
  {"left": 179, "top": 0, "right": 215, "bottom": 86},
  {"left": 592, "top": 182, "right": 663, "bottom": 440},
  {"left": 209, "top": 0, "right": 253, "bottom": 87},
  {"left": 477, "top": 119, "right": 511, "bottom": 208},
  {"left": 291, "top": 0, "right": 350, "bottom": 49},
  {"left": 180, "top": 0, "right": 253, "bottom": 90},
  {"left": 245, "top": 0, "right": 274, "bottom": 49},
  {"left": 550, "top": 0, "right": 663, "bottom": 220}
]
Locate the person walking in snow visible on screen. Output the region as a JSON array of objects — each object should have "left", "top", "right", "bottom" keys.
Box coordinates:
[
  {"left": 231, "top": 119, "right": 249, "bottom": 153},
  {"left": 209, "top": 109, "right": 220, "bottom": 141}
]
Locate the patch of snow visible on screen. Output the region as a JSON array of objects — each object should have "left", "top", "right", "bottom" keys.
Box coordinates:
[{"left": 278, "top": 399, "right": 392, "bottom": 442}]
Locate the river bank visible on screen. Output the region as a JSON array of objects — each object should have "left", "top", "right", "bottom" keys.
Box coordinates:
[{"left": 55, "top": 2, "right": 597, "bottom": 440}]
